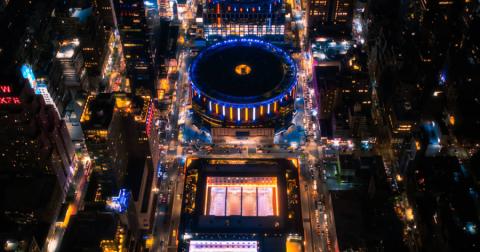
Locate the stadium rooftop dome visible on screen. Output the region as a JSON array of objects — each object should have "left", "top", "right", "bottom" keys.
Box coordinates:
[{"left": 189, "top": 38, "right": 296, "bottom": 106}]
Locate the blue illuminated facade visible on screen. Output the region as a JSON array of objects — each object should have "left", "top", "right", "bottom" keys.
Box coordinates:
[
  {"left": 189, "top": 38, "right": 297, "bottom": 129},
  {"left": 20, "top": 64, "right": 36, "bottom": 89},
  {"left": 201, "top": 0, "right": 285, "bottom": 40},
  {"left": 107, "top": 189, "right": 131, "bottom": 213},
  {"left": 206, "top": 0, "right": 281, "bottom": 11}
]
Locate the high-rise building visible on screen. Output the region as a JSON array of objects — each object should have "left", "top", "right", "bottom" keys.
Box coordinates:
[
  {"left": 80, "top": 93, "right": 157, "bottom": 234},
  {"left": 309, "top": 0, "right": 329, "bottom": 24},
  {"left": 325, "top": 155, "right": 407, "bottom": 251},
  {"left": 0, "top": 76, "right": 75, "bottom": 196},
  {"left": 59, "top": 211, "right": 127, "bottom": 252},
  {"left": 331, "top": 0, "right": 353, "bottom": 24},
  {"left": 81, "top": 93, "right": 116, "bottom": 175},
  {"left": 0, "top": 75, "right": 75, "bottom": 251},
  {"left": 314, "top": 65, "right": 339, "bottom": 138},
  {"left": 405, "top": 155, "right": 480, "bottom": 251},
  {"left": 0, "top": 0, "right": 58, "bottom": 76},
  {"left": 308, "top": 0, "right": 353, "bottom": 37},
  {"left": 79, "top": 13, "right": 114, "bottom": 89},
  {"left": 114, "top": 0, "right": 155, "bottom": 95},
  {"left": 198, "top": 0, "right": 286, "bottom": 40},
  {"left": 93, "top": 0, "right": 116, "bottom": 27},
  {"left": 49, "top": 38, "right": 90, "bottom": 114}
]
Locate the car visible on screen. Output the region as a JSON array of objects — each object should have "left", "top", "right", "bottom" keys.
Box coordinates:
[{"left": 159, "top": 194, "right": 167, "bottom": 204}]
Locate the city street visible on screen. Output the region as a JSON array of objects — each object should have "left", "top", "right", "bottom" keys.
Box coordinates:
[{"left": 149, "top": 0, "right": 337, "bottom": 251}]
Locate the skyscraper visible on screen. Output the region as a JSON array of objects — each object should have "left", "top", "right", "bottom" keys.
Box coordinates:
[
  {"left": 0, "top": 75, "right": 75, "bottom": 251},
  {"left": 114, "top": 0, "right": 154, "bottom": 95},
  {"left": 199, "top": 0, "right": 286, "bottom": 40},
  {"left": 80, "top": 92, "right": 156, "bottom": 235},
  {"left": 308, "top": 0, "right": 353, "bottom": 37}
]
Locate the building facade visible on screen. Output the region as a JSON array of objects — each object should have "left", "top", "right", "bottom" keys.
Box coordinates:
[
  {"left": 199, "top": 0, "right": 286, "bottom": 40},
  {"left": 114, "top": 0, "right": 155, "bottom": 95}
]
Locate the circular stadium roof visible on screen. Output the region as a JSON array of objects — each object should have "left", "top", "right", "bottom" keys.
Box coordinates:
[{"left": 189, "top": 39, "right": 296, "bottom": 105}]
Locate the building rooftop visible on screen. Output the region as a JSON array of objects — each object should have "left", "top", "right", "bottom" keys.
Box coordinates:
[
  {"left": 329, "top": 155, "right": 406, "bottom": 251},
  {"left": 125, "top": 156, "right": 148, "bottom": 202},
  {"left": 190, "top": 39, "right": 296, "bottom": 105},
  {"left": 179, "top": 158, "right": 304, "bottom": 251},
  {"left": 80, "top": 93, "right": 115, "bottom": 130},
  {"left": 408, "top": 155, "right": 480, "bottom": 250},
  {"left": 0, "top": 175, "right": 61, "bottom": 249},
  {"left": 59, "top": 211, "right": 118, "bottom": 252}
]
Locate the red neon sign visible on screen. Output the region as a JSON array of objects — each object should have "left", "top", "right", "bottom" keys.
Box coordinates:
[
  {"left": 0, "top": 85, "right": 12, "bottom": 93},
  {"left": 0, "top": 85, "right": 21, "bottom": 105},
  {"left": 0, "top": 97, "right": 21, "bottom": 104}
]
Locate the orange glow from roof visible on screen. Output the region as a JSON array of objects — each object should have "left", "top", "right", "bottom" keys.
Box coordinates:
[
  {"left": 159, "top": 78, "right": 169, "bottom": 90},
  {"left": 59, "top": 204, "right": 76, "bottom": 228},
  {"left": 157, "top": 89, "right": 165, "bottom": 100},
  {"left": 406, "top": 208, "right": 414, "bottom": 221},
  {"left": 449, "top": 115, "right": 455, "bottom": 126},
  {"left": 205, "top": 177, "right": 279, "bottom": 217},
  {"left": 234, "top": 64, "right": 251, "bottom": 75},
  {"left": 286, "top": 239, "right": 302, "bottom": 252},
  {"left": 80, "top": 95, "right": 93, "bottom": 122}
]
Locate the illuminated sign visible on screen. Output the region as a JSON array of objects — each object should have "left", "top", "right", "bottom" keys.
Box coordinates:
[
  {"left": 0, "top": 85, "right": 12, "bottom": 93},
  {"left": 189, "top": 240, "right": 258, "bottom": 252},
  {"left": 0, "top": 97, "right": 21, "bottom": 104},
  {"left": 439, "top": 71, "right": 447, "bottom": 86},
  {"left": 106, "top": 189, "right": 130, "bottom": 213},
  {"left": 21, "top": 64, "right": 37, "bottom": 89},
  {"left": 36, "top": 84, "right": 60, "bottom": 116},
  {"left": 0, "top": 85, "right": 21, "bottom": 105},
  {"left": 20, "top": 64, "right": 60, "bottom": 115}
]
